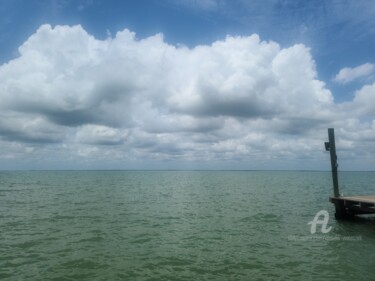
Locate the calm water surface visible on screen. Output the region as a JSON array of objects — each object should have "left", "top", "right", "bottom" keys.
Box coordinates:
[{"left": 1, "top": 171, "right": 375, "bottom": 280}]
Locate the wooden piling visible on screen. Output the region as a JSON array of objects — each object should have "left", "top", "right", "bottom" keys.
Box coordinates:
[{"left": 326, "top": 128, "right": 340, "bottom": 198}]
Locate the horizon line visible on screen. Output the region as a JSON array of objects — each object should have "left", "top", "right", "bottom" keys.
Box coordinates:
[{"left": 1, "top": 169, "right": 375, "bottom": 172}]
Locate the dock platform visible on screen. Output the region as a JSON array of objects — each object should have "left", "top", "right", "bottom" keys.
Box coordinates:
[{"left": 330, "top": 196, "right": 375, "bottom": 217}]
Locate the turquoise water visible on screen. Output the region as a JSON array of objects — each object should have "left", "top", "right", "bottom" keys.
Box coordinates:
[{"left": 1, "top": 171, "right": 375, "bottom": 280}]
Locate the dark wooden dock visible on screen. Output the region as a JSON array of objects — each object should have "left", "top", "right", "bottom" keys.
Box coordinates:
[
  {"left": 325, "top": 129, "right": 375, "bottom": 219},
  {"left": 330, "top": 196, "right": 375, "bottom": 216}
]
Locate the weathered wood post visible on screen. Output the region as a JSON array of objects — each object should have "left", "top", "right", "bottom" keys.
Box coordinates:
[
  {"left": 325, "top": 128, "right": 347, "bottom": 219},
  {"left": 325, "top": 128, "right": 340, "bottom": 197}
]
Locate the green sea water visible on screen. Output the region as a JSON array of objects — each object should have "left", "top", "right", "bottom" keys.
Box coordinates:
[{"left": 1, "top": 171, "right": 375, "bottom": 280}]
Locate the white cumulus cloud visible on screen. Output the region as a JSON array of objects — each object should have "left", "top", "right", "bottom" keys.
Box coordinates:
[
  {"left": 333, "top": 63, "right": 375, "bottom": 84},
  {"left": 1, "top": 24, "right": 374, "bottom": 169}
]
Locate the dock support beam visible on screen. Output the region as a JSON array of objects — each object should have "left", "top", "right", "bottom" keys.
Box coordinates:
[
  {"left": 325, "top": 128, "right": 346, "bottom": 219},
  {"left": 326, "top": 128, "right": 340, "bottom": 198}
]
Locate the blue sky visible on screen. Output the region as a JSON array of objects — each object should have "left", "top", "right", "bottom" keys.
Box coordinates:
[{"left": 1, "top": 0, "right": 375, "bottom": 170}]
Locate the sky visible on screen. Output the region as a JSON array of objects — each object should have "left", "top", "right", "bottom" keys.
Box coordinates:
[{"left": 1, "top": 0, "right": 375, "bottom": 170}]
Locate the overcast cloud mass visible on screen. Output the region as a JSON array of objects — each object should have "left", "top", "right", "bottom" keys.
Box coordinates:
[{"left": 1, "top": 2, "right": 375, "bottom": 170}]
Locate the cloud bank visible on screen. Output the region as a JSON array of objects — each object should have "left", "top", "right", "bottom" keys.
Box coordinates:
[{"left": 0, "top": 24, "right": 374, "bottom": 169}]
